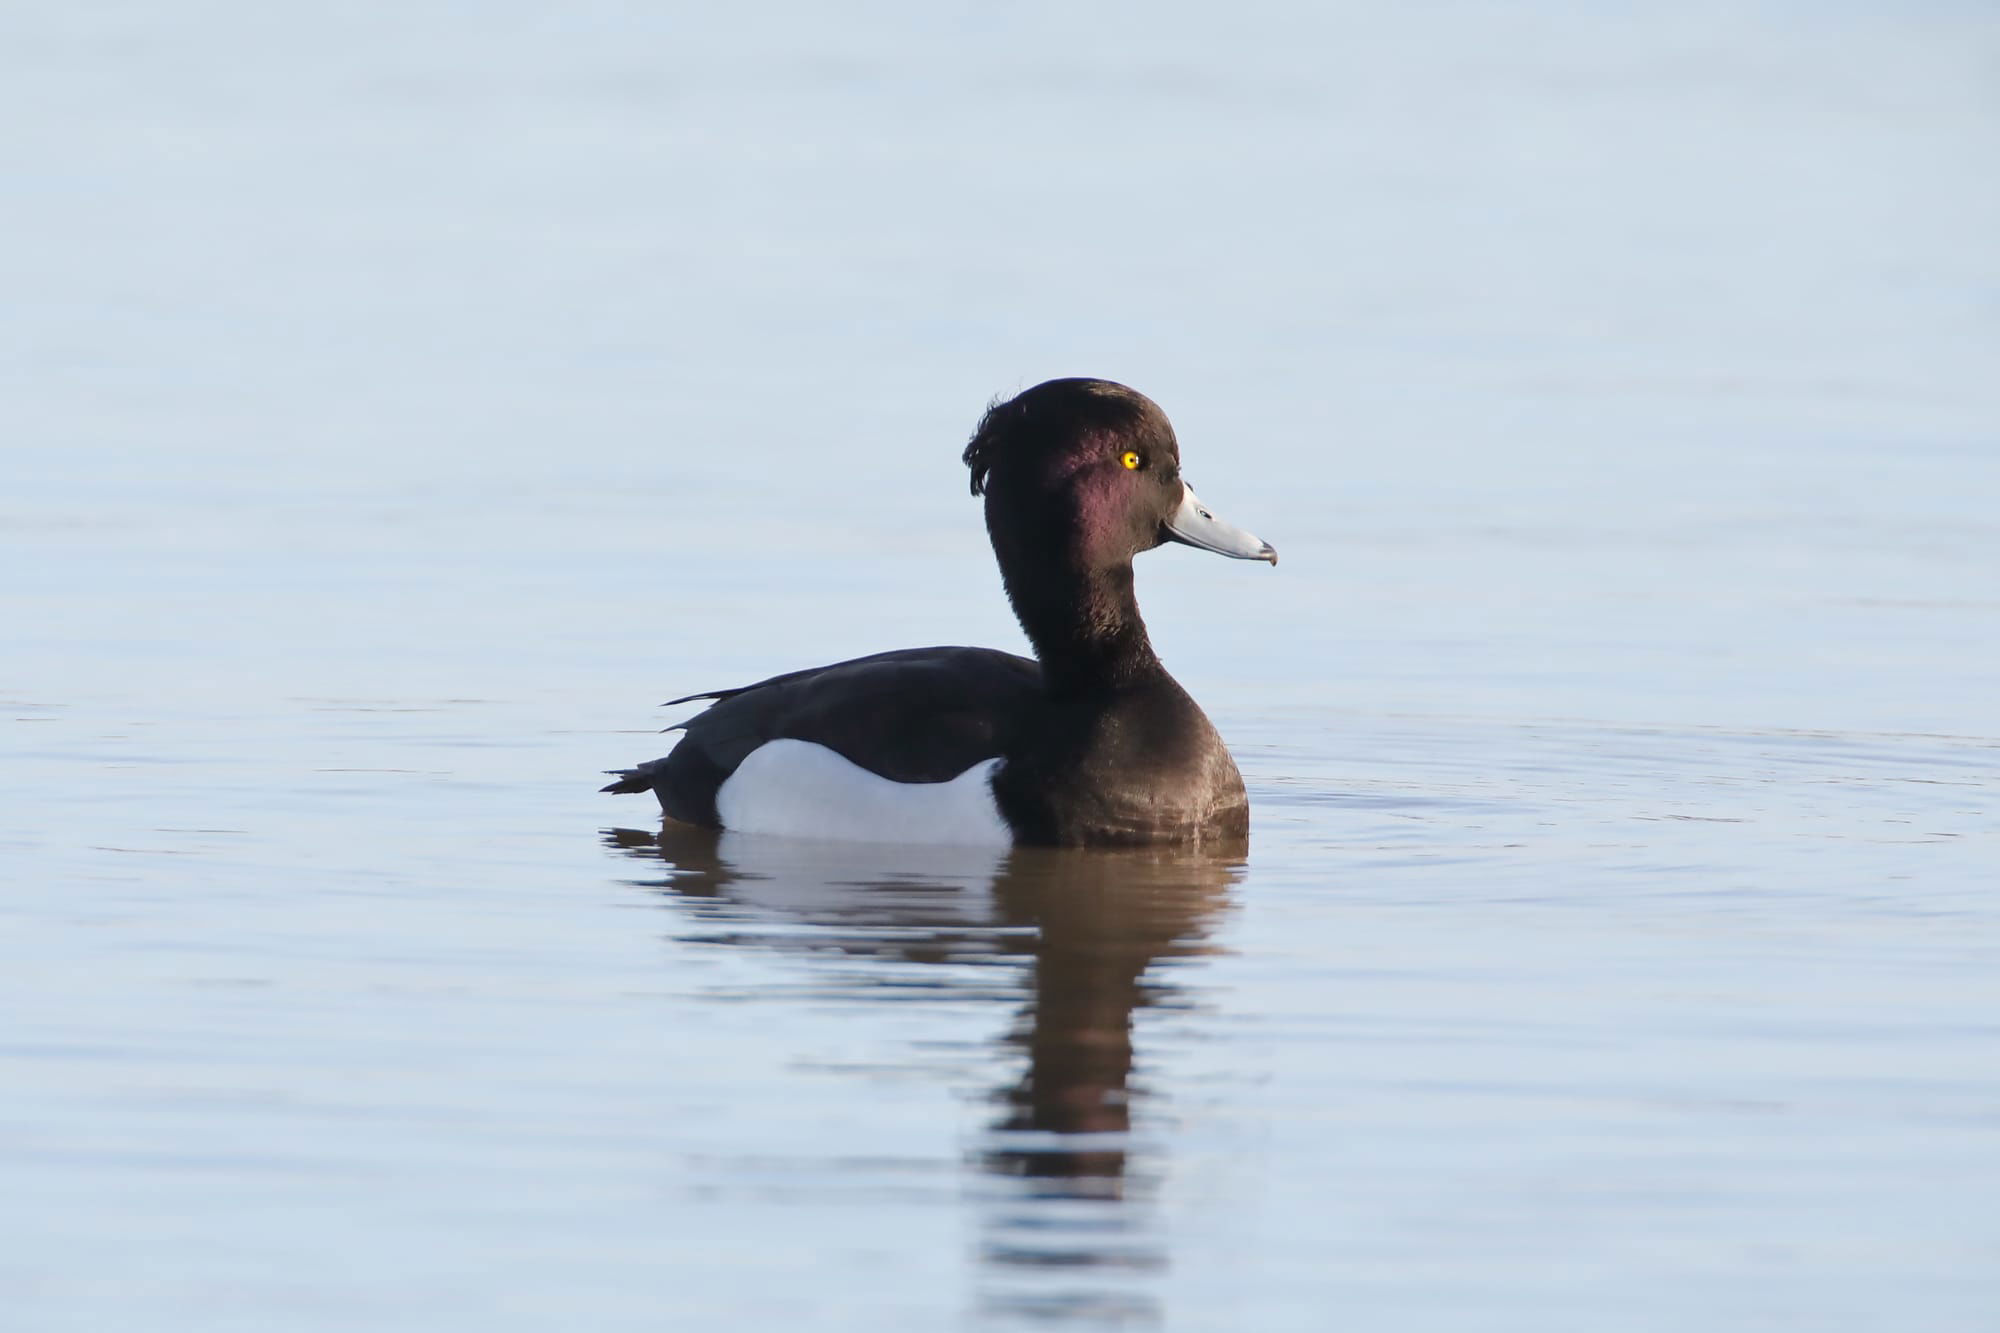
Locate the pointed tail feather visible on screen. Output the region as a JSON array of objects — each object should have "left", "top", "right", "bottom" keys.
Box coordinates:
[
  {"left": 662, "top": 688, "right": 735, "bottom": 707},
  {"left": 600, "top": 767, "right": 655, "bottom": 795}
]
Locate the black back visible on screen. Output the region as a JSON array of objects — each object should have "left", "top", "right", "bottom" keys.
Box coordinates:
[{"left": 602, "top": 647, "right": 1041, "bottom": 827}]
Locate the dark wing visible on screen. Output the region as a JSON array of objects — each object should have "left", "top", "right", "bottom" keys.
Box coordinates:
[{"left": 600, "top": 646, "right": 1042, "bottom": 827}]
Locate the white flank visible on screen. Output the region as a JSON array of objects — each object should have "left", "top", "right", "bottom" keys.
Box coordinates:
[{"left": 714, "top": 739, "right": 1012, "bottom": 846}]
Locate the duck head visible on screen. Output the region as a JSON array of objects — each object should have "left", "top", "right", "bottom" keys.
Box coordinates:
[{"left": 962, "top": 378, "right": 1276, "bottom": 577}]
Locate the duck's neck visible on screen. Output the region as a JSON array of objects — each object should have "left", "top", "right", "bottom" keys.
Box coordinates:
[{"left": 1004, "top": 557, "right": 1163, "bottom": 695}]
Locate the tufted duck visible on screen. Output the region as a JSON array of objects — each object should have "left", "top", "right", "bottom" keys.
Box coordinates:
[{"left": 602, "top": 378, "right": 1275, "bottom": 847}]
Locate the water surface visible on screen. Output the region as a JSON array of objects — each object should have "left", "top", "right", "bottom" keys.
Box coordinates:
[{"left": 4, "top": 2, "right": 1998, "bottom": 1329}]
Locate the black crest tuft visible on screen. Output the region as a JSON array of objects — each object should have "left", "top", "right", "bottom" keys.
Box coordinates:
[{"left": 961, "top": 394, "right": 1013, "bottom": 496}]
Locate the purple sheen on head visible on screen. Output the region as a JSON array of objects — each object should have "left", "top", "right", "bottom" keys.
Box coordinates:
[{"left": 1067, "top": 460, "right": 1160, "bottom": 562}]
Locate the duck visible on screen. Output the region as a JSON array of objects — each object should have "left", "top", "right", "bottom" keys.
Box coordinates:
[{"left": 602, "top": 377, "right": 1276, "bottom": 847}]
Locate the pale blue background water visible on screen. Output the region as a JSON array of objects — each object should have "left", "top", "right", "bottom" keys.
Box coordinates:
[{"left": 4, "top": 3, "right": 1998, "bottom": 1329}]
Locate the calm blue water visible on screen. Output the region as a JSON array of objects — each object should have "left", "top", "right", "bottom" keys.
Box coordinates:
[{"left": 4, "top": 3, "right": 1997, "bottom": 1329}]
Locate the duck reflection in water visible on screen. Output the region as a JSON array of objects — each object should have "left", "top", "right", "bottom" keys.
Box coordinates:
[{"left": 604, "top": 823, "right": 1242, "bottom": 1323}]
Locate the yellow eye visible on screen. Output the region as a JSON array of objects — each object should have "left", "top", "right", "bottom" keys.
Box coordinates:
[{"left": 1121, "top": 451, "right": 1143, "bottom": 470}]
